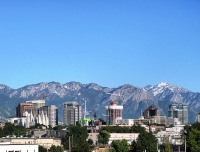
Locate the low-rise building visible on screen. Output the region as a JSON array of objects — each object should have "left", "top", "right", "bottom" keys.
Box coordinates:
[
  {"left": 0, "top": 143, "right": 38, "bottom": 152},
  {"left": 116, "top": 119, "right": 134, "bottom": 126},
  {"left": 0, "top": 137, "right": 61, "bottom": 149}
]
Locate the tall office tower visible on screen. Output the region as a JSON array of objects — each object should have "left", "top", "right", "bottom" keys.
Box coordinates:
[
  {"left": 63, "top": 102, "right": 82, "bottom": 125},
  {"left": 168, "top": 103, "right": 188, "bottom": 125},
  {"left": 16, "top": 102, "right": 34, "bottom": 117},
  {"left": 38, "top": 105, "right": 58, "bottom": 127},
  {"left": 26, "top": 100, "right": 45, "bottom": 117},
  {"left": 105, "top": 101, "right": 123, "bottom": 125},
  {"left": 143, "top": 105, "right": 160, "bottom": 119}
]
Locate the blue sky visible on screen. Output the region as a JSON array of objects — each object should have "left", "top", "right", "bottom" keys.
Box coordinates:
[{"left": 0, "top": 1, "right": 200, "bottom": 92}]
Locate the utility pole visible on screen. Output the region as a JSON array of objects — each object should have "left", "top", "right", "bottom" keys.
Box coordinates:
[
  {"left": 69, "top": 136, "right": 71, "bottom": 152},
  {"left": 185, "top": 136, "right": 186, "bottom": 152}
]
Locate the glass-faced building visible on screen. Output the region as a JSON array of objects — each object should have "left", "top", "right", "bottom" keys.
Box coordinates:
[{"left": 168, "top": 103, "right": 188, "bottom": 125}]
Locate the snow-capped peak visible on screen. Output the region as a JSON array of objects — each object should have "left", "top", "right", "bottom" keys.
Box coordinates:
[{"left": 144, "top": 82, "right": 190, "bottom": 96}]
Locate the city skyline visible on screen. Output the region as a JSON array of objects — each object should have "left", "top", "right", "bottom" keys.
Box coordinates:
[{"left": 1, "top": 1, "right": 200, "bottom": 92}]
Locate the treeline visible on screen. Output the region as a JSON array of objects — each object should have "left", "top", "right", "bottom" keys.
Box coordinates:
[
  {"left": 100, "top": 125, "right": 146, "bottom": 133},
  {"left": 0, "top": 122, "right": 27, "bottom": 137},
  {"left": 98, "top": 125, "right": 158, "bottom": 152},
  {"left": 184, "top": 122, "right": 200, "bottom": 152}
]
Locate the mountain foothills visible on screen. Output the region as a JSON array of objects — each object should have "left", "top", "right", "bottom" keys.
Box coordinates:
[{"left": 0, "top": 82, "right": 200, "bottom": 123}]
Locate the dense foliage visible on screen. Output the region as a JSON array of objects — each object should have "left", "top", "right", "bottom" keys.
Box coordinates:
[
  {"left": 111, "top": 139, "right": 129, "bottom": 152},
  {"left": 39, "top": 145, "right": 47, "bottom": 152},
  {"left": 49, "top": 145, "right": 64, "bottom": 152},
  {"left": 184, "top": 122, "right": 200, "bottom": 152},
  {"left": 39, "top": 145, "right": 64, "bottom": 152},
  {"left": 98, "top": 130, "right": 110, "bottom": 145},
  {"left": 130, "top": 131, "right": 157, "bottom": 152},
  {"left": 62, "top": 125, "right": 91, "bottom": 152},
  {"left": 100, "top": 125, "right": 146, "bottom": 134},
  {"left": 0, "top": 122, "right": 27, "bottom": 137},
  {"left": 161, "top": 141, "right": 173, "bottom": 152}
]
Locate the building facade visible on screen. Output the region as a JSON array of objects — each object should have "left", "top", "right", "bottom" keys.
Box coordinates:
[
  {"left": 15, "top": 100, "right": 59, "bottom": 128},
  {"left": 26, "top": 100, "right": 45, "bottom": 117},
  {"left": 168, "top": 103, "right": 188, "bottom": 125},
  {"left": 143, "top": 105, "right": 160, "bottom": 119},
  {"left": 105, "top": 101, "right": 123, "bottom": 125},
  {"left": 38, "top": 105, "right": 58, "bottom": 127},
  {"left": 0, "top": 143, "right": 38, "bottom": 152},
  {"left": 16, "top": 102, "right": 34, "bottom": 117},
  {"left": 88, "top": 133, "right": 139, "bottom": 145},
  {"left": 0, "top": 138, "right": 61, "bottom": 149},
  {"left": 63, "top": 102, "right": 82, "bottom": 125}
]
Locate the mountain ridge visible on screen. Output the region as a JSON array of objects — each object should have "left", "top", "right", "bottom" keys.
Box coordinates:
[{"left": 0, "top": 81, "right": 199, "bottom": 123}]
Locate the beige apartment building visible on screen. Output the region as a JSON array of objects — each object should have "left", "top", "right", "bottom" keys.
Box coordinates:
[{"left": 0, "top": 137, "right": 61, "bottom": 149}]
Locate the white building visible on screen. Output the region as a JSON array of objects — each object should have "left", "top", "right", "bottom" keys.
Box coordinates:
[
  {"left": 167, "top": 117, "right": 181, "bottom": 126},
  {"left": 156, "top": 125, "right": 185, "bottom": 145},
  {"left": 116, "top": 119, "right": 134, "bottom": 126},
  {"left": 105, "top": 101, "right": 123, "bottom": 125},
  {"left": 7, "top": 111, "right": 35, "bottom": 128},
  {"left": 88, "top": 133, "right": 139, "bottom": 145},
  {"left": 36, "top": 110, "right": 49, "bottom": 127},
  {"left": 0, "top": 143, "right": 38, "bottom": 152}
]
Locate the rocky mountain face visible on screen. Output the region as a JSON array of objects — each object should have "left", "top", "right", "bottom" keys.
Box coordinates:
[
  {"left": 144, "top": 82, "right": 200, "bottom": 122},
  {"left": 0, "top": 82, "right": 199, "bottom": 123}
]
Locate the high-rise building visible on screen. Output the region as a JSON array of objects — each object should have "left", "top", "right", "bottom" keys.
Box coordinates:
[
  {"left": 16, "top": 102, "right": 34, "bottom": 117},
  {"left": 26, "top": 100, "right": 45, "bottom": 117},
  {"left": 63, "top": 102, "right": 82, "bottom": 125},
  {"left": 38, "top": 105, "right": 58, "bottom": 127},
  {"left": 105, "top": 101, "right": 123, "bottom": 125},
  {"left": 168, "top": 103, "right": 188, "bottom": 125},
  {"left": 143, "top": 105, "right": 160, "bottom": 119}
]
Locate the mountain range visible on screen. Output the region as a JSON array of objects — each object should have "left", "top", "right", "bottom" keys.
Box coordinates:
[{"left": 0, "top": 81, "right": 199, "bottom": 123}]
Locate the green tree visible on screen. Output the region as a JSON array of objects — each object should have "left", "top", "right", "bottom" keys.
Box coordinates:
[
  {"left": 49, "top": 145, "right": 64, "bottom": 152},
  {"left": 1, "top": 123, "right": 27, "bottom": 137},
  {"left": 132, "top": 131, "right": 157, "bottom": 152},
  {"left": 130, "top": 125, "right": 146, "bottom": 134},
  {"left": 62, "top": 125, "right": 90, "bottom": 152},
  {"left": 161, "top": 141, "right": 173, "bottom": 152},
  {"left": 88, "top": 138, "right": 94, "bottom": 145},
  {"left": 111, "top": 139, "right": 129, "bottom": 152},
  {"left": 188, "top": 128, "right": 200, "bottom": 152},
  {"left": 39, "top": 145, "right": 47, "bottom": 152},
  {"left": 184, "top": 122, "right": 200, "bottom": 152},
  {"left": 98, "top": 130, "right": 110, "bottom": 145},
  {"left": 109, "top": 148, "right": 116, "bottom": 152},
  {"left": 53, "top": 125, "right": 66, "bottom": 131}
]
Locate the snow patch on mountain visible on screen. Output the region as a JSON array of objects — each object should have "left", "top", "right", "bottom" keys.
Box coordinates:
[{"left": 144, "top": 82, "right": 190, "bottom": 96}]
